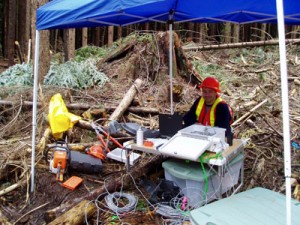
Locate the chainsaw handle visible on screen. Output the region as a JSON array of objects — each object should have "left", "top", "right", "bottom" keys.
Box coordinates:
[{"left": 43, "top": 145, "right": 70, "bottom": 163}]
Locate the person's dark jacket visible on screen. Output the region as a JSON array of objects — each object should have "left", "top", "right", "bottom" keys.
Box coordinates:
[{"left": 183, "top": 97, "right": 232, "bottom": 137}]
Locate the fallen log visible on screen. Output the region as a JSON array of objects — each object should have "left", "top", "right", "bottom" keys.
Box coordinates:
[
  {"left": 0, "top": 179, "right": 27, "bottom": 197},
  {"left": 0, "top": 136, "right": 30, "bottom": 145},
  {"left": 45, "top": 155, "right": 163, "bottom": 222},
  {"left": 0, "top": 100, "right": 158, "bottom": 115},
  {"left": 183, "top": 38, "right": 300, "bottom": 51},
  {"left": 106, "top": 78, "right": 143, "bottom": 125},
  {"left": 47, "top": 200, "right": 96, "bottom": 225},
  {"left": 37, "top": 127, "right": 52, "bottom": 153},
  {"left": 232, "top": 99, "right": 268, "bottom": 127}
]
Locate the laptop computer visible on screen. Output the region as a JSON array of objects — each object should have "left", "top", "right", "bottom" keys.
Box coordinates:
[{"left": 159, "top": 113, "right": 183, "bottom": 139}]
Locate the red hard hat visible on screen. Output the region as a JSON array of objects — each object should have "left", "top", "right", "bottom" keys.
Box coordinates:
[{"left": 199, "top": 77, "right": 221, "bottom": 93}]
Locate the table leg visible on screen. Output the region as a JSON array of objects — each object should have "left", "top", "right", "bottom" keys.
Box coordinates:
[
  {"left": 218, "top": 164, "right": 224, "bottom": 199},
  {"left": 125, "top": 148, "right": 130, "bottom": 172}
]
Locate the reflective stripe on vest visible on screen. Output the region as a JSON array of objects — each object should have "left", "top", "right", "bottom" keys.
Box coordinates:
[{"left": 195, "top": 97, "right": 222, "bottom": 126}]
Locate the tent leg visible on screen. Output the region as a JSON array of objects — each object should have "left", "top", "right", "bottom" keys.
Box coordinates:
[
  {"left": 276, "top": 0, "right": 292, "bottom": 225},
  {"left": 31, "top": 30, "right": 40, "bottom": 193},
  {"left": 169, "top": 23, "right": 173, "bottom": 115}
]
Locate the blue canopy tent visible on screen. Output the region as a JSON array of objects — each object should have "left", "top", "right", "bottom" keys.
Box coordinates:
[{"left": 33, "top": 0, "right": 300, "bottom": 224}]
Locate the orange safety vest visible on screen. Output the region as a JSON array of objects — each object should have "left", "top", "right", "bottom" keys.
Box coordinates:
[{"left": 195, "top": 96, "right": 223, "bottom": 126}]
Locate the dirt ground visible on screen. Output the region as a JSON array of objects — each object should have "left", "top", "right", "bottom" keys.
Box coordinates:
[{"left": 1, "top": 43, "right": 300, "bottom": 224}]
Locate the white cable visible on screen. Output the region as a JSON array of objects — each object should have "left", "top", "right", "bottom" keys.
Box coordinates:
[{"left": 105, "top": 192, "right": 138, "bottom": 213}]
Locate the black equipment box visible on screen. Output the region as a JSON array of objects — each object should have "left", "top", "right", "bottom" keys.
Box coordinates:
[{"left": 69, "top": 151, "right": 102, "bottom": 174}]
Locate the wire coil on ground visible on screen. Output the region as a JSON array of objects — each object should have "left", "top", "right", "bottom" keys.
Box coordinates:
[{"left": 105, "top": 192, "right": 138, "bottom": 213}]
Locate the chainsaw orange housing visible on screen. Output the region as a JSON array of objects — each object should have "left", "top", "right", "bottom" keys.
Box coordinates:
[
  {"left": 88, "top": 145, "right": 106, "bottom": 160},
  {"left": 53, "top": 151, "right": 68, "bottom": 169}
]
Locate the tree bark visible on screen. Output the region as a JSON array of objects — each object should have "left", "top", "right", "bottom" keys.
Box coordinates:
[
  {"left": 18, "top": 0, "right": 30, "bottom": 61},
  {"left": 183, "top": 39, "right": 300, "bottom": 51},
  {"left": 199, "top": 23, "right": 208, "bottom": 44},
  {"left": 260, "top": 23, "right": 267, "bottom": 41},
  {"left": 63, "top": 28, "right": 75, "bottom": 61},
  {"left": 47, "top": 200, "right": 96, "bottom": 225},
  {"left": 94, "top": 27, "right": 100, "bottom": 46},
  {"left": 117, "top": 26, "right": 122, "bottom": 40},
  {"left": 224, "top": 23, "right": 232, "bottom": 43},
  {"left": 108, "top": 26, "right": 114, "bottom": 47},
  {"left": 7, "top": 0, "right": 16, "bottom": 66},
  {"left": 82, "top": 28, "right": 88, "bottom": 47},
  {"left": 231, "top": 99, "right": 268, "bottom": 127},
  {"left": 233, "top": 24, "right": 240, "bottom": 43},
  {"left": 0, "top": 100, "right": 159, "bottom": 114}
]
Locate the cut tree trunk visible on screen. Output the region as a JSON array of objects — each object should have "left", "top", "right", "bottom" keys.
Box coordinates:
[
  {"left": 231, "top": 99, "right": 268, "bottom": 127},
  {"left": 7, "top": 0, "right": 16, "bottom": 66},
  {"left": 105, "top": 78, "right": 143, "bottom": 125},
  {"left": 0, "top": 100, "right": 159, "bottom": 114},
  {"left": 64, "top": 28, "right": 76, "bottom": 61},
  {"left": 183, "top": 39, "right": 300, "bottom": 51},
  {"left": 47, "top": 200, "right": 96, "bottom": 225},
  {"left": 82, "top": 28, "right": 88, "bottom": 47}
]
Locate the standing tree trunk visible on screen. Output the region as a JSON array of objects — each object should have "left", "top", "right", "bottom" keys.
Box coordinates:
[
  {"left": 126, "top": 25, "right": 131, "bottom": 36},
  {"left": 117, "top": 26, "right": 122, "bottom": 41},
  {"left": 251, "top": 23, "right": 258, "bottom": 41},
  {"left": 291, "top": 25, "right": 299, "bottom": 39},
  {"left": 260, "top": 24, "right": 267, "bottom": 41},
  {"left": 63, "top": 28, "right": 75, "bottom": 61},
  {"left": 209, "top": 24, "right": 218, "bottom": 42},
  {"left": 7, "top": 0, "right": 16, "bottom": 66},
  {"left": 188, "top": 22, "right": 194, "bottom": 42},
  {"left": 31, "top": 0, "right": 51, "bottom": 84},
  {"left": 18, "top": 0, "right": 30, "bottom": 62},
  {"left": 108, "top": 26, "right": 114, "bottom": 47},
  {"left": 224, "top": 23, "right": 232, "bottom": 43},
  {"left": 82, "top": 28, "right": 88, "bottom": 47},
  {"left": 233, "top": 24, "right": 240, "bottom": 43},
  {"left": 199, "top": 23, "right": 208, "bottom": 44},
  {"left": 94, "top": 27, "right": 100, "bottom": 46}
]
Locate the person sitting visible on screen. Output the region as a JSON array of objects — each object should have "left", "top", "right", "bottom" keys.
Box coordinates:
[{"left": 183, "top": 76, "right": 233, "bottom": 140}]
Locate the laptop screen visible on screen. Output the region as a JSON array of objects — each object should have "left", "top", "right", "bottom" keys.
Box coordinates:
[{"left": 159, "top": 113, "right": 183, "bottom": 138}]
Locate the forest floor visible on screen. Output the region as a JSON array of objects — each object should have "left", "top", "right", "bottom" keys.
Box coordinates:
[{"left": 0, "top": 38, "right": 300, "bottom": 225}]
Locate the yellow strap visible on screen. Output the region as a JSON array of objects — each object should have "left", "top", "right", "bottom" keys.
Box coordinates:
[
  {"left": 195, "top": 97, "right": 222, "bottom": 126},
  {"left": 209, "top": 97, "right": 222, "bottom": 126},
  {"left": 195, "top": 97, "right": 205, "bottom": 118}
]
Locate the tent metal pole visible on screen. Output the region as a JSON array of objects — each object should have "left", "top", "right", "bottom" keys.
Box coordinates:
[
  {"left": 276, "top": 0, "right": 292, "bottom": 224},
  {"left": 169, "top": 22, "right": 173, "bottom": 115},
  {"left": 31, "top": 30, "right": 40, "bottom": 193}
]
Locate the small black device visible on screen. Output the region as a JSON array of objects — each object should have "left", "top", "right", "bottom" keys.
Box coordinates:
[{"left": 159, "top": 113, "right": 183, "bottom": 138}]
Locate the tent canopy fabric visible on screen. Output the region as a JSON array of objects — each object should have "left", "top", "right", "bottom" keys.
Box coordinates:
[{"left": 37, "top": 0, "right": 300, "bottom": 31}]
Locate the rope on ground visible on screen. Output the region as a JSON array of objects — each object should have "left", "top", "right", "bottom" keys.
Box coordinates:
[{"left": 105, "top": 192, "right": 138, "bottom": 213}]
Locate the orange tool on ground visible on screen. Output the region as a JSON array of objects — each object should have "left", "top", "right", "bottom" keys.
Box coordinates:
[{"left": 62, "top": 176, "right": 83, "bottom": 190}]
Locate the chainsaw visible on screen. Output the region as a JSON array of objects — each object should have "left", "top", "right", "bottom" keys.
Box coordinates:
[
  {"left": 44, "top": 141, "right": 70, "bottom": 182},
  {"left": 44, "top": 140, "right": 103, "bottom": 181}
]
